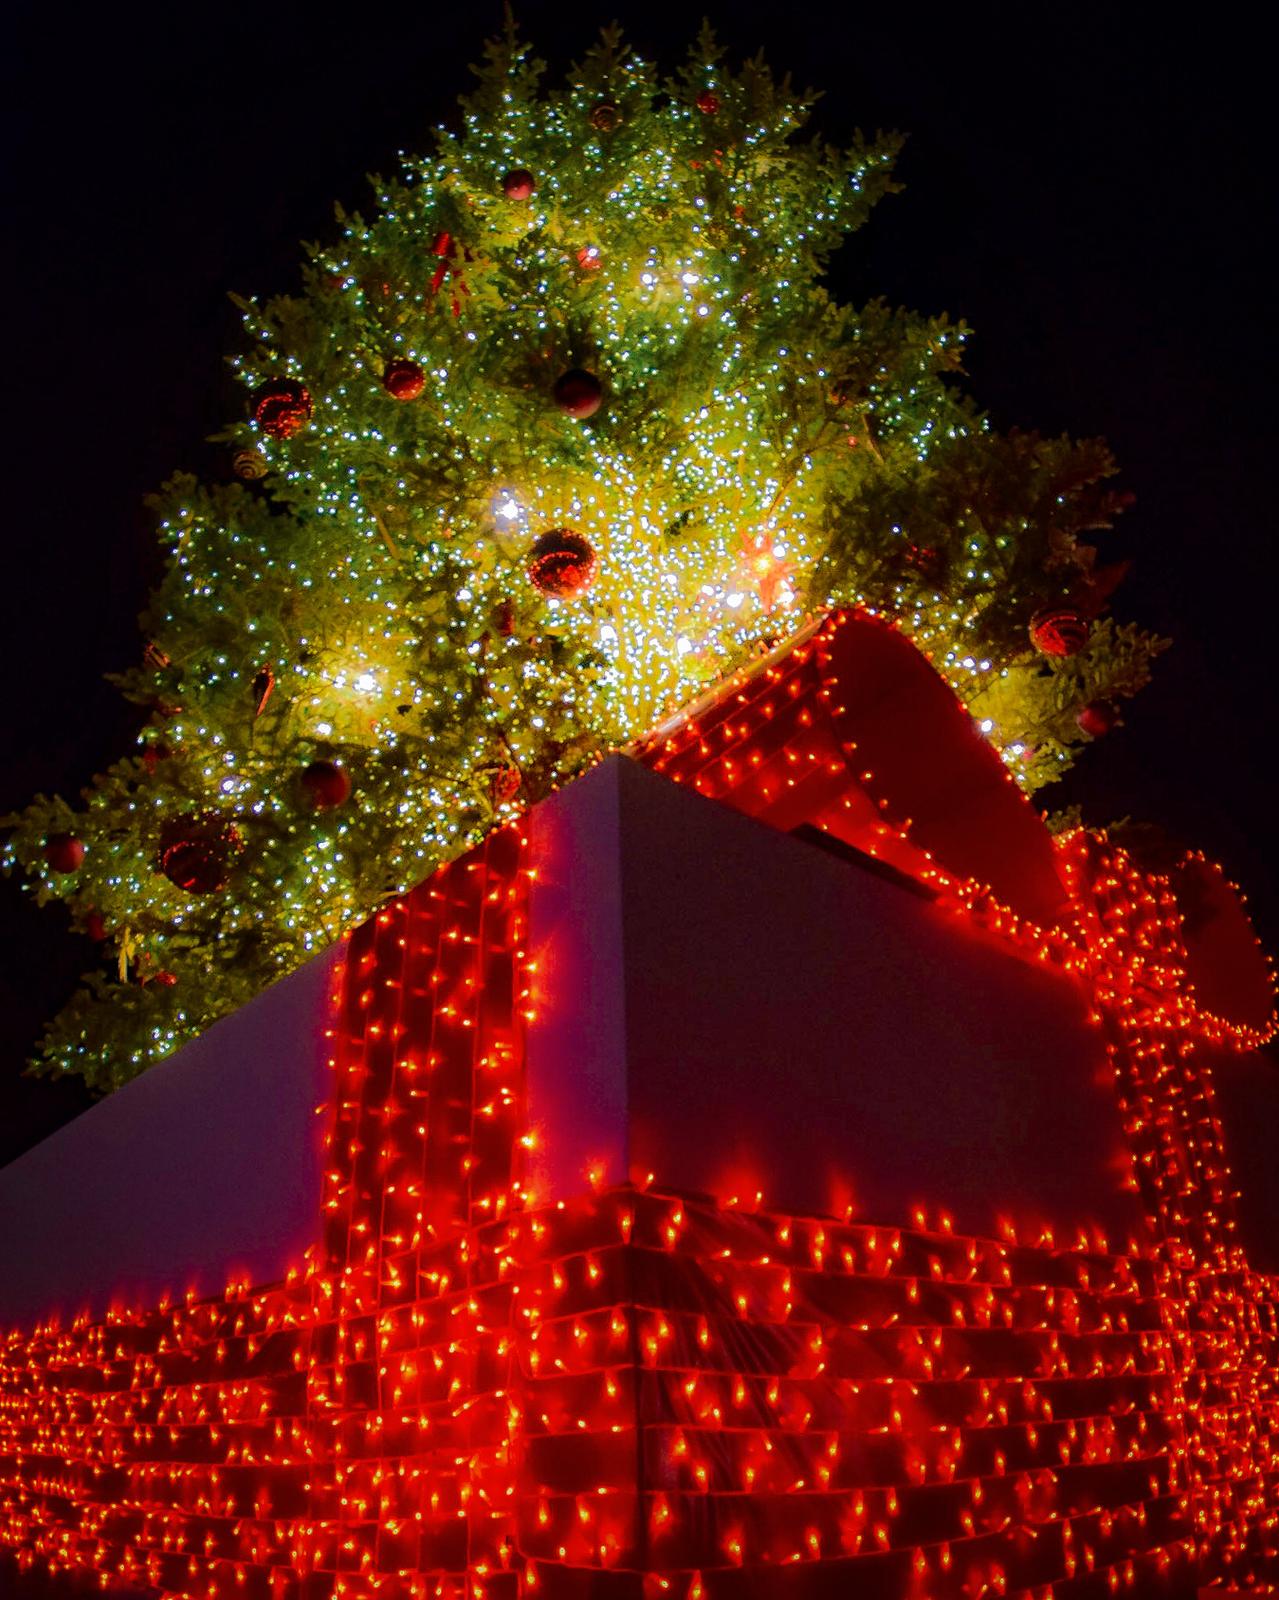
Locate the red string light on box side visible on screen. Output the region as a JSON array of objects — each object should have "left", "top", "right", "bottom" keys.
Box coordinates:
[
  {"left": 1053, "top": 833, "right": 1279, "bottom": 1588},
  {"left": 300, "top": 821, "right": 531, "bottom": 1597},
  {"left": 0, "top": 1279, "right": 315, "bottom": 1595},
  {"left": 0, "top": 825, "right": 536, "bottom": 1600}
]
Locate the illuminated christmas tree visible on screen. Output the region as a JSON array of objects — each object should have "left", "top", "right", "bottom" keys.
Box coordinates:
[{"left": 1, "top": 25, "right": 1163, "bottom": 1088}]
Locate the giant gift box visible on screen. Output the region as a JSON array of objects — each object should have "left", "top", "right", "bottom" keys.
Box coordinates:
[{"left": 2, "top": 610, "right": 1277, "bottom": 1599}]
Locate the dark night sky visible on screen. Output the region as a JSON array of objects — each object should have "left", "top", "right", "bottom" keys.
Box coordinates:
[{"left": 1, "top": 3, "right": 1274, "bottom": 1164}]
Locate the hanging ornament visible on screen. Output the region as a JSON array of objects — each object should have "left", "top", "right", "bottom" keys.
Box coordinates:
[
  {"left": 502, "top": 168, "right": 535, "bottom": 201},
  {"left": 695, "top": 89, "right": 721, "bottom": 114},
  {"left": 429, "top": 232, "right": 469, "bottom": 316},
  {"left": 553, "top": 368, "right": 604, "bottom": 419},
  {"left": 576, "top": 245, "right": 603, "bottom": 272},
  {"left": 1029, "top": 607, "right": 1088, "bottom": 657},
  {"left": 44, "top": 834, "right": 85, "bottom": 873},
  {"left": 492, "top": 598, "right": 516, "bottom": 636},
  {"left": 528, "top": 529, "right": 597, "bottom": 599},
  {"left": 299, "top": 760, "right": 351, "bottom": 811},
  {"left": 84, "top": 910, "right": 107, "bottom": 942},
  {"left": 233, "top": 447, "right": 268, "bottom": 481},
  {"left": 143, "top": 641, "right": 172, "bottom": 670},
  {"left": 158, "top": 815, "right": 243, "bottom": 895},
  {"left": 251, "top": 379, "right": 312, "bottom": 440},
  {"left": 146, "top": 969, "right": 179, "bottom": 988},
  {"left": 1077, "top": 701, "right": 1118, "bottom": 738},
  {"left": 589, "top": 100, "right": 621, "bottom": 132},
  {"left": 383, "top": 359, "right": 425, "bottom": 401},
  {"left": 253, "top": 666, "right": 275, "bottom": 717},
  {"left": 487, "top": 762, "right": 522, "bottom": 807}
]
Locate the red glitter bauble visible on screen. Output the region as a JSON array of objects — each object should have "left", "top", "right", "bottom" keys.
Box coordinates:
[
  {"left": 44, "top": 834, "right": 85, "bottom": 873},
  {"left": 300, "top": 760, "right": 352, "bottom": 811},
  {"left": 158, "top": 815, "right": 244, "bottom": 895},
  {"left": 383, "top": 359, "right": 426, "bottom": 401},
  {"left": 695, "top": 89, "right": 721, "bottom": 114},
  {"left": 1077, "top": 701, "right": 1118, "bottom": 738},
  {"left": 1029, "top": 607, "right": 1089, "bottom": 657},
  {"left": 251, "top": 379, "right": 312, "bottom": 440},
  {"left": 527, "top": 529, "right": 598, "bottom": 599},
  {"left": 553, "top": 368, "right": 604, "bottom": 419},
  {"left": 502, "top": 168, "right": 535, "bottom": 201}
]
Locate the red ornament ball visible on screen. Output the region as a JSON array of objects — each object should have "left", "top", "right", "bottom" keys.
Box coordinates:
[
  {"left": 528, "top": 529, "right": 597, "bottom": 599},
  {"left": 252, "top": 379, "right": 312, "bottom": 440},
  {"left": 553, "top": 368, "right": 604, "bottom": 419},
  {"left": 159, "top": 814, "right": 244, "bottom": 895},
  {"left": 1077, "top": 700, "right": 1118, "bottom": 738},
  {"left": 44, "top": 833, "right": 85, "bottom": 873},
  {"left": 84, "top": 910, "right": 107, "bottom": 942},
  {"left": 383, "top": 359, "right": 425, "bottom": 401},
  {"left": 502, "top": 168, "right": 536, "bottom": 201},
  {"left": 695, "top": 89, "right": 721, "bottom": 114},
  {"left": 150, "top": 970, "right": 179, "bottom": 988},
  {"left": 1029, "top": 606, "right": 1089, "bottom": 657},
  {"left": 576, "top": 245, "right": 603, "bottom": 272},
  {"left": 300, "top": 760, "right": 351, "bottom": 811},
  {"left": 233, "top": 448, "right": 268, "bottom": 481}
]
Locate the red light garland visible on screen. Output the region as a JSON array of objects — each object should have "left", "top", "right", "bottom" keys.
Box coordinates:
[{"left": 3, "top": 612, "right": 1276, "bottom": 1599}]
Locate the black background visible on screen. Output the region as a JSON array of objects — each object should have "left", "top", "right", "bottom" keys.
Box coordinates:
[{"left": 2, "top": 2, "right": 1274, "bottom": 1163}]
